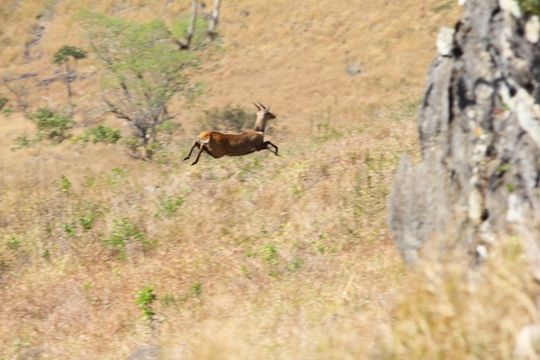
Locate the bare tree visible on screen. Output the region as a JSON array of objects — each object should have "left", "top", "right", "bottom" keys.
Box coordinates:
[
  {"left": 53, "top": 45, "right": 87, "bottom": 114},
  {"left": 176, "top": 0, "right": 223, "bottom": 50}
]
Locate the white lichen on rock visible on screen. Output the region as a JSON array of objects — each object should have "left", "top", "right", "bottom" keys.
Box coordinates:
[
  {"left": 499, "top": 0, "right": 522, "bottom": 18},
  {"left": 436, "top": 27, "right": 455, "bottom": 56},
  {"left": 525, "top": 16, "right": 540, "bottom": 44}
]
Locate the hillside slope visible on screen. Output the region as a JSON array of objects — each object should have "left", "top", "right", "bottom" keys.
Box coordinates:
[{"left": 0, "top": 0, "right": 460, "bottom": 358}]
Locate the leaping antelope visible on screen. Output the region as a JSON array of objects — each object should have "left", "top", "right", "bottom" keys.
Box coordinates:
[{"left": 183, "top": 102, "right": 279, "bottom": 166}]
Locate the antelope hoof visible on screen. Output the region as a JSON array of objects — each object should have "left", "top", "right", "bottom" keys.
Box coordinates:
[
  {"left": 183, "top": 156, "right": 189, "bottom": 161},
  {"left": 191, "top": 162, "right": 197, "bottom": 166}
]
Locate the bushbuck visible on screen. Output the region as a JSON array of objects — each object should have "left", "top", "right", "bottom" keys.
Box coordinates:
[{"left": 183, "top": 102, "right": 278, "bottom": 165}]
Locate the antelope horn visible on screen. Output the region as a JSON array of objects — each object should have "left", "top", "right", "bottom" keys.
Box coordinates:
[
  {"left": 258, "top": 101, "right": 266, "bottom": 110},
  {"left": 253, "top": 102, "right": 261, "bottom": 110}
]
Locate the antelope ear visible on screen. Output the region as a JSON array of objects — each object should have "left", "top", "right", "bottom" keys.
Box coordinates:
[{"left": 253, "top": 102, "right": 261, "bottom": 110}]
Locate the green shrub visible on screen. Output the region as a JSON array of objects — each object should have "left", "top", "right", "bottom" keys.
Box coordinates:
[
  {"left": 200, "top": 105, "right": 252, "bottom": 132},
  {"left": 518, "top": 0, "right": 540, "bottom": 15},
  {"left": 29, "top": 107, "right": 73, "bottom": 143},
  {"left": 88, "top": 125, "right": 121, "bottom": 144}
]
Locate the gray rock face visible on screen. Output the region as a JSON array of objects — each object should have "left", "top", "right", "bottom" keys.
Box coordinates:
[{"left": 389, "top": 0, "right": 540, "bottom": 273}]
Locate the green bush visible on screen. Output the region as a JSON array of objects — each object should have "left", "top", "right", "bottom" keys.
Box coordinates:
[
  {"left": 29, "top": 107, "right": 73, "bottom": 143},
  {"left": 88, "top": 125, "right": 121, "bottom": 144},
  {"left": 518, "top": 0, "right": 540, "bottom": 15},
  {"left": 200, "top": 105, "right": 252, "bottom": 132}
]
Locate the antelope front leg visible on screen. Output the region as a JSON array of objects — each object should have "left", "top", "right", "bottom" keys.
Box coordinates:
[
  {"left": 183, "top": 141, "right": 200, "bottom": 161},
  {"left": 264, "top": 141, "right": 279, "bottom": 156},
  {"left": 191, "top": 143, "right": 206, "bottom": 166}
]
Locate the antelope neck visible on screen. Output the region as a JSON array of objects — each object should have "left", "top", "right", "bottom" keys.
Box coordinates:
[{"left": 254, "top": 115, "right": 267, "bottom": 133}]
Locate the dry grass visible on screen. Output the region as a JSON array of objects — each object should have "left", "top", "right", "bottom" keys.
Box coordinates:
[
  {"left": 387, "top": 240, "right": 540, "bottom": 359},
  {"left": 2, "top": 0, "right": 533, "bottom": 359}
]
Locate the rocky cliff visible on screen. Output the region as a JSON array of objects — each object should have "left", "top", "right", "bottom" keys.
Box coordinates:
[{"left": 390, "top": 0, "right": 540, "bottom": 275}]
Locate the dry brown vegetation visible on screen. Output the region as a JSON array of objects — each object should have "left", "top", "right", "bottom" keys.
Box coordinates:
[{"left": 2, "top": 0, "right": 539, "bottom": 359}]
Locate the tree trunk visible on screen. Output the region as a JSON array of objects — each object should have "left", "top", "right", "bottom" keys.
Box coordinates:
[
  {"left": 179, "top": 0, "right": 198, "bottom": 50},
  {"left": 65, "top": 61, "right": 74, "bottom": 115},
  {"left": 207, "top": 0, "right": 222, "bottom": 39}
]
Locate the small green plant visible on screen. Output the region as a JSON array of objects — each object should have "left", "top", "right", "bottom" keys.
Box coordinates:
[
  {"left": 261, "top": 243, "right": 279, "bottom": 266},
  {"left": 157, "top": 195, "right": 184, "bottom": 218},
  {"left": 518, "top": 0, "right": 540, "bottom": 15},
  {"left": 287, "top": 257, "right": 304, "bottom": 273},
  {"left": 6, "top": 235, "right": 20, "bottom": 250},
  {"left": 79, "top": 212, "right": 96, "bottom": 232},
  {"left": 105, "top": 218, "right": 150, "bottom": 259},
  {"left": 506, "top": 183, "right": 516, "bottom": 193},
  {"left": 12, "top": 135, "right": 32, "bottom": 149},
  {"left": 2, "top": 108, "right": 13, "bottom": 117},
  {"left": 160, "top": 293, "right": 177, "bottom": 307},
  {"left": 108, "top": 168, "right": 129, "bottom": 185},
  {"left": 60, "top": 175, "right": 72, "bottom": 193},
  {"left": 0, "top": 96, "right": 7, "bottom": 111},
  {"left": 62, "top": 223, "right": 76, "bottom": 237},
  {"left": 87, "top": 125, "right": 121, "bottom": 144},
  {"left": 135, "top": 286, "right": 157, "bottom": 321},
  {"left": 190, "top": 282, "right": 202, "bottom": 297},
  {"left": 29, "top": 107, "right": 73, "bottom": 143}
]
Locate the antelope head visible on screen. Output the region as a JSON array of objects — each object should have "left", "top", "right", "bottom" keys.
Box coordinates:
[{"left": 253, "top": 101, "right": 276, "bottom": 132}]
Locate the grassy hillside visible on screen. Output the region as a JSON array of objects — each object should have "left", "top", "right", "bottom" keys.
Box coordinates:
[{"left": 4, "top": 1, "right": 534, "bottom": 359}]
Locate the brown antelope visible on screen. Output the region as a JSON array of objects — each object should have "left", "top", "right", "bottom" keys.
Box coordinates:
[{"left": 183, "top": 102, "right": 278, "bottom": 165}]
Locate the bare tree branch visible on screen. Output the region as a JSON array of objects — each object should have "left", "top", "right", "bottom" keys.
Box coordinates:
[{"left": 179, "top": 0, "right": 199, "bottom": 50}]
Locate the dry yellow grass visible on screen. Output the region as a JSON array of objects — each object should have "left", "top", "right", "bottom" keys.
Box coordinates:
[{"left": 2, "top": 1, "right": 535, "bottom": 359}]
